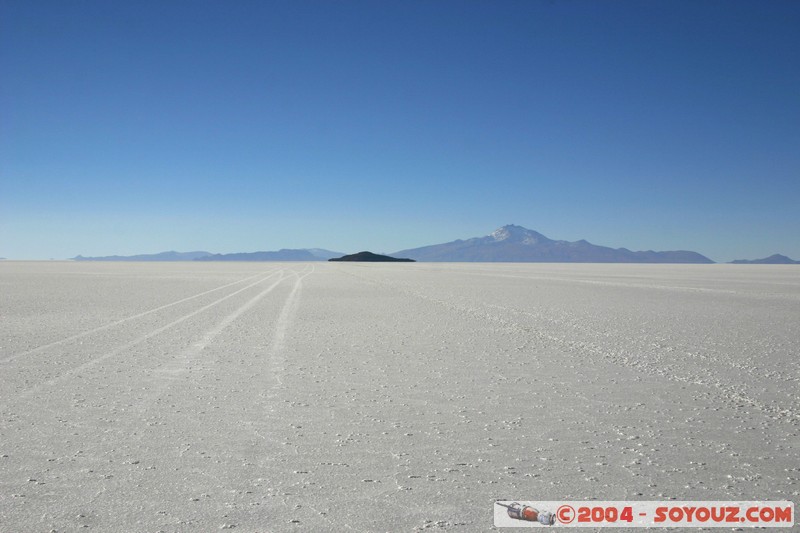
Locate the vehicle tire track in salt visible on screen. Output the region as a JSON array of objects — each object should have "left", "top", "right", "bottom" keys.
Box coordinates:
[
  {"left": 74, "top": 271, "right": 290, "bottom": 432},
  {"left": 94, "top": 265, "right": 335, "bottom": 533},
  {"left": 0, "top": 272, "right": 293, "bottom": 531},
  {"left": 0, "top": 268, "right": 278, "bottom": 365},
  {"left": 171, "top": 264, "right": 348, "bottom": 533},
  {"left": 15, "top": 270, "right": 285, "bottom": 399},
  {"left": 264, "top": 265, "right": 314, "bottom": 394},
  {"left": 79, "top": 264, "right": 311, "bottom": 429},
  {"left": 248, "top": 265, "right": 358, "bottom": 531},
  {"left": 153, "top": 270, "right": 288, "bottom": 380},
  {"left": 339, "top": 268, "right": 800, "bottom": 425}
]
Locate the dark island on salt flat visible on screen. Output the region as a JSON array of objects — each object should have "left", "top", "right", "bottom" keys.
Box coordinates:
[{"left": 329, "top": 251, "right": 415, "bottom": 262}]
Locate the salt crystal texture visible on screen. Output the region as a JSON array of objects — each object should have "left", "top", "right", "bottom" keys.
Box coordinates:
[{"left": 0, "top": 261, "right": 797, "bottom": 531}]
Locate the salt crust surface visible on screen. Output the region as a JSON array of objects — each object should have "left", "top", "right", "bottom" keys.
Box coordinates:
[{"left": 1, "top": 262, "right": 798, "bottom": 532}]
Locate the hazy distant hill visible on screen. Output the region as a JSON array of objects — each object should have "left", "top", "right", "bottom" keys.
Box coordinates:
[
  {"left": 730, "top": 254, "right": 799, "bottom": 264},
  {"left": 394, "top": 225, "right": 714, "bottom": 263},
  {"left": 73, "top": 249, "right": 342, "bottom": 262},
  {"left": 196, "top": 249, "right": 342, "bottom": 261},
  {"left": 329, "top": 251, "right": 415, "bottom": 262},
  {"left": 73, "top": 251, "right": 212, "bottom": 261},
  {"left": 303, "top": 248, "right": 344, "bottom": 260}
]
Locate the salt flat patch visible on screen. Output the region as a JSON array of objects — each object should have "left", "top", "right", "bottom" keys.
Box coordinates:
[{"left": 1, "top": 262, "right": 798, "bottom": 531}]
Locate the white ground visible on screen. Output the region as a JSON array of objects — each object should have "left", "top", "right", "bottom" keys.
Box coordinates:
[{"left": 1, "top": 262, "right": 797, "bottom": 532}]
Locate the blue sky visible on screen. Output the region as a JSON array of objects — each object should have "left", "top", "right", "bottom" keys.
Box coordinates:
[{"left": 1, "top": 0, "right": 798, "bottom": 261}]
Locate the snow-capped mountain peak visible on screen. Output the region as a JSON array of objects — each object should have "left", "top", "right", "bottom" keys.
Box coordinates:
[{"left": 489, "top": 225, "right": 549, "bottom": 245}]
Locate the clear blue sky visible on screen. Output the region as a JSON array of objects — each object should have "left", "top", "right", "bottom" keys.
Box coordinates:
[{"left": 1, "top": 0, "right": 798, "bottom": 261}]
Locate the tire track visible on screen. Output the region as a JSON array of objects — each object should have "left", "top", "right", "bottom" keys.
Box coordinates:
[
  {"left": 67, "top": 266, "right": 324, "bottom": 532},
  {"left": 0, "top": 268, "right": 278, "bottom": 365},
  {"left": 0, "top": 270, "right": 299, "bottom": 532},
  {"left": 246, "top": 265, "right": 355, "bottom": 531},
  {"left": 153, "top": 270, "right": 289, "bottom": 380},
  {"left": 264, "top": 265, "right": 314, "bottom": 393},
  {"left": 15, "top": 270, "right": 285, "bottom": 399},
  {"left": 63, "top": 269, "right": 291, "bottom": 429}
]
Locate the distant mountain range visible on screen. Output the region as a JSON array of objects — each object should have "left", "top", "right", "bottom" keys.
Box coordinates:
[
  {"left": 68, "top": 226, "right": 797, "bottom": 264},
  {"left": 73, "top": 249, "right": 341, "bottom": 262},
  {"left": 730, "top": 254, "right": 800, "bottom": 264},
  {"left": 393, "top": 225, "right": 714, "bottom": 263},
  {"left": 73, "top": 251, "right": 213, "bottom": 261},
  {"left": 196, "top": 249, "right": 342, "bottom": 261}
]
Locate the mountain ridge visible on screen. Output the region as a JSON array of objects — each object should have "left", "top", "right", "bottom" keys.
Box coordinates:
[
  {"left": 196, "top": 249, "right": 342, "bottom": 261},
  {"left": 73, "top": 249, "right": 342, "bottom": 262},
  {"left": 730, "top": 254, "right": 799, "bottom": 264},
  {"left": 68, "top": 226, "right": 796, "bottom": 264},
  {"left": 393, "top": 225, "right": 714, "bottom": 263},
  {"left": 73, "top": 251, "right": 212, "bottom": 261}
]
